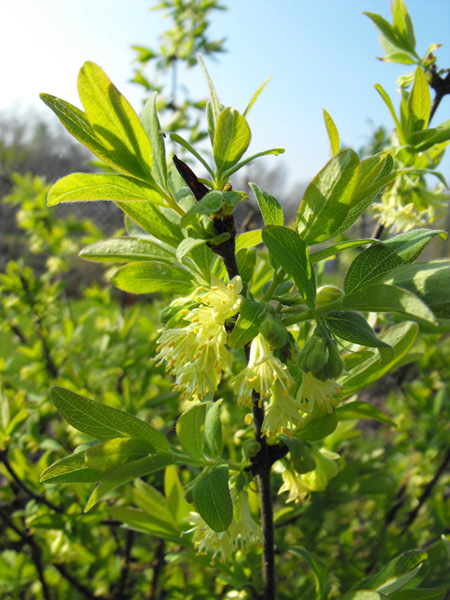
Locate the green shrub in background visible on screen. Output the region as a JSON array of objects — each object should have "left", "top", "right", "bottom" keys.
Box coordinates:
[{"left": 1, "top": 1, "right": 450, "bottom": 599}]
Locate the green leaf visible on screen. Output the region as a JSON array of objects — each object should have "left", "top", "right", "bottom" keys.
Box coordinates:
[
  {"left": 249, "top": 182, "right": 283, "bottom": 226},
  {"left": 79, "top": 237, "right": 174, "bottom": 263},
  {"left": 324, "top": 311, "right": 394, "bottom": 364},
  {"left": 297, "top": 412, "right": 338, "bottom": 442},
  {"left": 364, "top": 12, "right": 403, "bottom": 50},
  {"left": 336, "top": 401, "right": 397, "bottom": 428},
  {"left": 408, "top": 67, "right": 431, "bottom": 131},
  {"left": 289, "top": 546, "right": 328, "bottom": 600},
  {"left": 78, "top": 61, "right": 154, "bottom": 182},
  {"left": 180, "top": 190, "right": 227, "bottom": 227},
  {"left": 374, "top": 84, "right": 405, "bottom": 144},
  {"left": 140, "top": 93, "right": 167, "bottom": 188},
  {"left": 344, "top": 229, "right": 447, "bottom": 295},
  {"left": 343, "top": 283, "right": 436, "bottom": 324},
  {"left": 176, "top": 237, "right": 210, "bottom": 263},
  {"left": 262, "top": 225, "right": 316, "bottom": 308},
  {"left": 236, "top": 229, "right": 263, "bottom": 251},
  {"left": 47, "top": 173, "right": 164, "bottom": 207},
  {"left": 199, "top": 56, "right": 221, "bottom": 138},
  {"left": 50, "top": 387, "right": 169, "bottom": 451},
  {"left": 243, "top": 77, "right": 272, "bottom": 117},
  {"left": 131, "top": 479, "right": 179, "bottom": 534},
  {"left": 228, "top": 300, "right": 267, "bottom": 348},
  {"left": 296, "top": 149, "right": 360, "bottom": 245},
  {"left": 213, "top": 107, "right": 251, "bottom": 175},
  {"left": 331, "top": 154, "right": 397, "bottom": 239},
  {"left": 117, "top": 201, "right": 183, "bottom": 247},
  {"left": 339, "top": 322, "right": 418, "bottom": 397},
  {"left": 165, "top": 466, "right": 192, "bottom": 525},
  {"left": 111, "top": 261, "right": 195, "bottom": 295},
  {"left": 380, "top": 260, "right": 450, "bottom": 318},
  {"left": 106, "top": 506, "right": 180, "bottom": 540},
  {"left": 342, "top": 593, "right": 389, "bottom": 600},
  {"left": 222, "top": 148, "right": 285, "bottom": 179},
  {"left": 204, "top": 403, "right": 223, "bottom": 457},
  {"left": 39, "top": 94, "right": 136, "bottom": 177},
  {"left": 311, "top": 239, "right": 383, "bottom": 264},
  {"left": 84, "top": 438, "right": 156, "bottom": 473},
  {"left": 84, "top": 452, "right": 174, "bottom": 512},
  {"left": 176, "top": 404, "right": 206, "bottom": 460},
  {"left": 349, "top": 550, "right": 427, "bottom": 595},
  {"left": 193, "top": 465, "right": 232, "bottom": 532},
  {"left": 323, "top": 110, "right": 339, "bottom": 156},
  {"left": 236, "top": 248, "right": 256, "bottom": 288},
  {"left": 40, "top": 452, "right": 104, "bottom": 484},
  {"left": 390, "top": 590, "right": 445, "bottom": 600},
  {"left": 392, "top": 0, "right": 416, "bottom": 54}
]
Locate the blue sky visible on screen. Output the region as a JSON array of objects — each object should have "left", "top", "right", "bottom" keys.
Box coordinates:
[{"left": 3, "top": 0, "right": 449, "bottom": 184}]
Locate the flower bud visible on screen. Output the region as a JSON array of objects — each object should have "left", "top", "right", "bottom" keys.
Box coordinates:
[
  {"left": 259, "top": 315, "right": 288, "bottom": 349},
  {"left": 316, "top": 285, "right": 343, "bottom": 307}
]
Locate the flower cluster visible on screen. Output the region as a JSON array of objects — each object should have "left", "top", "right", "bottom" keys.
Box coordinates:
[
  {"left": 185, "top": 489, "right": 261, "bottom": 562},
  {"left": 155, "top": 275, "right": 243, "bottom": 400}
]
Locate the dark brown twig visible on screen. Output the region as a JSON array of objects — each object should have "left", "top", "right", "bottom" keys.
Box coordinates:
[
  {"left": 0, "top": 448, "right": 63, "bottom": 513},
  {"left": 148, "top": 539, "right": 166, "bottom": 600},
  {"left": 113, "top": 530, "right": 135, "bottom": 600}
]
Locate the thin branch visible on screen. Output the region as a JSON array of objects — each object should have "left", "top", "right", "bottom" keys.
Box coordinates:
[
  {"left": 0, "top": 505, "right": 51, "bottom": 600},
  {"left": 148, "top": 539, "right": 166, "bottom": 600},
  {"left": 400, "top": 445, "right": 450, "bottom": 535},
  {"left": 428, "top": 66, "right": 450, "bottom": 125},
  {"left": 0, "top": 448, "right": 63, "bottom": 513},
  {"left": 113, "top": 529, "right": 135, "bottom": 600},
  {"left": 53, "top": 563, "right": 107, "bottom": 600}
]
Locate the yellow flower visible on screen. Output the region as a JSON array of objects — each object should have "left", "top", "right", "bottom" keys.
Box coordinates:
[
  {"left": 262, "top": 380, "right": 304, "bottom": 438},
  {"left": 278, "top": 465, "right": 312, "bottom": 503},
  {"left": 296, "top": 371, "right": 342, "bottom": 414},
  {"left": 231, "top": 334, "right": 294, "bottom": 406}
]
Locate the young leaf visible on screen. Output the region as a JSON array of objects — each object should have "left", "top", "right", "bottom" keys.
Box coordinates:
[
  {"left": 262, "top": 225, "right": 316, "bottom": 308},
  {"left": 84, "top": 452, "right": 174, "bottom": 512},
  {"left": 111, "top": 261, "right": 195, "bottom": 295},
  {"left": 78, "top": 62, "right": 154, "bottom": 182},
  {"left": 170, "top": 133, "right": 215, "bottom": 177},
  {"left": 204, "top": 403, "right": 223, "bottom": 457},
  {"left": 249, "top": 182, "right": 283, "bottom": 226},
  {"left": 106, "top": 506, "right": 180, "bottom": 540},
  {"left": 344, "top": 229, "right": 447, "bottom": 295},
  {"left": 392, "top": 0, "right": 416, "bottom": 54},
  {"left": 132, "top": 479, "right": 179, "bottom": 534},
  {"left": 324, "top": 311, "right": 394, "bottom": 364},
  {"left": 165, "top": 466, "right": 192, "bottom": 525},
  {"left": 140, "top": 93, "right": 167, "bottom": 188},
  {"left": 222, "top": 148, "right": 285, "bottom": 179},
  {"left": 236, "top": 248, "right": 256, "bottom": 288},
  {"left": 349, "top": 550, "right": 427, "bottom": 594},
  {"left": 310, "top": 239, "right": 383, "bottom": 264},
  {"left": 243, "top": 77, "right": 272, "bottom": 117},
  {"left": 228, "top": 300, "right": 267, "bottom": 349},
  {"left": 343, "top": 283, "right": 436, "bottom": 324},
  {"left": 323, "top": 109, "right": 340, "bottom": 156},
  {"left": 84, "top": 438, "right": 156, "bottom": 473},
  {"left": 339, "top": 322, "right": 418, "bottom": 397},
  {"left": 364, "top": 12, "right": 403, "bottom": 50},
  {"left": 79, "top": 237, "right": 174, "bottom": 263},
  {"left": 50, "top": 387, "right": 169, "bottom": 451},
  {"left": 408, "top": 67, "right": 431, "bottom": 131},
  {"left": 193, "top": 465, "right": 232, "bottom": 532},
  {"left": 296, "top": 149, "right": 360, "bottom": 245},
  {"left": 47, "top": 173, "right": 165, "bottom": 207},
  {"left": 374, "top": 84, "right": 405, "bottom": 144},
  {"left": 116, "top": 200, "right": 184, "bottom": 248},
  {"left": 213, "top": 107, "right": 251, "bottom": 176},
  {"left": 289, "top": 546, "right": 328, "bottom": 600},
  {"left": 335, "top": 401, "right": 397, "bottom": 428},
  {"left": 176, "top": 404, "right": 206, "bottom": 461},
  {"left": 198, "top": 55, "right": 221, "bottom": 133},
  {"left": 380, "top": 259, "right": 450, "bottom": 317},
  {"left": 40, "top": 452, "right": 104, "bottom": 484},
  {"left": 39, "top": 94, "right": 134, "bottom": 177}
]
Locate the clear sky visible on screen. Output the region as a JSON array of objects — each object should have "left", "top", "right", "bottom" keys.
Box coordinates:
[{"left": 2, "top": 0, "right": 449, "bottom": 185}]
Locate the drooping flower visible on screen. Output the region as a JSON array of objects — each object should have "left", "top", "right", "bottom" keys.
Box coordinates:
[
  {"left": 296, "top": 370, "right": 342, "bottom": 414},
  {"left": 155, "top": 276, "right": 243, "bottom": 400},
  {"left": 278, "top": 464, "right": 312, "bottom": 503},
  {"left": 261, "top": 379, "right": 304, "bottom": 438},
  {"left": 231, "top": 334, "right": 294, "bottom": 407},
  {"left": 184, "top": 489, "right": 261, "bottom": 562}
]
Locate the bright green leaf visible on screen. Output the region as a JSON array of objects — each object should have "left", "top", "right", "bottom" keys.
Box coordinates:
[
  {"left": 323, "top": 109, "right": 340, "bottom": 156},
  {"left": 262, "top": 225, "right": 316, "bottom": 308},
  {"left": 140, "top": 93, "right": 167, "bottom": 188},
  {"left": 297, "top": 412, "right": 338, "bottom": 442},
  {"left": 79, "top": 237, "right": 174, "bottom": 263},
  {"left": 249, "top": 182, "right": 283, "bottom": 226},
  {"left": 204, "top": 403, "right": 223, "bottom": 457},
  {"left": 213, "top": 107, "right": 251, "bottom": 175},
  {"left": 296, "top": 149, "right": 360, "bottom": 245},
  {"left": 111, "top": 261, "right": 195, "bottom": 295},
  {"left": 165, "top": 466, "right": 192, "bottom": 525},
  {"left": 84, "top": 438, "right": 156, "bottom": 473},
  {"left": 40, "top": 452, "right": 104, "bottom": 484},
  {"left": 177, "top": 404, "right": 206, "bottom": 460},
  {"left": 336, "top": 401, "right": 397, "bottom": 428},
  {"left": 392, "top": 0, "right": 416, "bottom": 54},
  {"left": 311, "top": 239, "right": 383, "bottom": 264},
  {"left": 116, "top": 200, "right": 183, "bottom": 248},
  {"left": 408, "top": 67, "right": 431, "bottom": 131},
  {"left": 289, "top": 546, "right": 328, "bottom": 600},
  {"left": 228, "top": 300, "right": 267, "bottom": 348}
]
